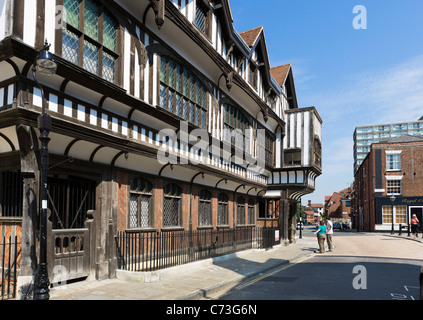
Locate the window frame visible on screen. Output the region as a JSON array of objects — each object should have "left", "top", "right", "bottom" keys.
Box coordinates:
[
  {"left": 236, "top": 196, "right": 246, "bottom": 226},
  {"left": 284, "top": 148, "right": 302, "bottom": 166},
  {"left": 248, "top": 61, "right": 258, "bottom": 89},
  {"left": 128, "top": 177, "right": 154, "bottom": 229},
  {"left": 163, "top": 183, "right": 183, "bottom": 228},
  {"left": 198, "top": 189, "right": 212, "bottom": 227},
  {"left": 194, "top": 0, "right": 212, "bottom": 39},
  {"left": 223, "top": 103, "right": 253, "bottom": 155},
  {"left": 61, "top": 0, "right": 119, "bottom": 83},
  {"left": 386, "top": 151, "right": 401, "bottom": 171},
  {"left": 247, "top": 198, "right": 255, "bottom": 225},
  {"left": 386, "top": 179, "right": 401, "bottom": 195},
  {"left": 217, "top": 193, "right": 229, "bottom": 226},
  {"left": 382, "top": 205, "right": 407, "bottom": 224},
  {"left": 159, "top": 56, "right": 208, "bottom": 129}
]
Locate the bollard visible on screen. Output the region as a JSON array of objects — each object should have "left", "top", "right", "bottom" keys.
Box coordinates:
[{"left": 399, "top": 224, "right": 402, "bottom": 236}]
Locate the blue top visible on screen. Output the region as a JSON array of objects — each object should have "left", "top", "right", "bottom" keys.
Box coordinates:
[{"left": 317, "top": 225, "right": 327, "bottom": 235}]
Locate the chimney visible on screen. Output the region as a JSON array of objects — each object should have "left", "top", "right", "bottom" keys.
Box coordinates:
[{"left": 308, "top": 200, "right": 311, "bottom": 207}]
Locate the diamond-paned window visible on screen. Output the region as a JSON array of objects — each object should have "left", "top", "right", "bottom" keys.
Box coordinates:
[
  {"left": 84, "top": 0, "right": 99, "bottom": 40},
  {"left": 159, "top": 56, "right": 208, "bottom": 129},
  {"left": 83, "top": 40, "right": 99, "bottom": 74},
  {"left": 62, "top": 0, "right": 118, "bottom": 83},
  {"left": 102, "top": 51, "right": 116, "bottom": 83},
  {"left": 62, "top": 28, "right": 79, "bottom": 64},
  {"left": 195, "top": 3, "right": 206, "bottom": 33},
  {"left": 247, "top": 199, "right": 255, "bottom": 225},
  {"left": 64, "top": 0, "right": 81, "bottom": 29},
  {"left": 236, "top": 197, "right": 245, "bottom": 225},
  {"left": 217, "top": 193, "right": 228, "bottom": 226},
  {"left": 163, "top": 183, "right": 182, "bottom": 228},
  {"left": 198, "top": 190, "right": 212, "bottom": 227},
  {"left": 129, "top": 178, "right": 153, "bottom": 229},
  {"left": 103, "top": 13, "right": 117, "bottom": 51}
]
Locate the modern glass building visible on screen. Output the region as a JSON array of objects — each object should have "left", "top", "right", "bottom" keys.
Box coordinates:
[{"left": 354, "top": 117, "right": 423, "bottom": 173}]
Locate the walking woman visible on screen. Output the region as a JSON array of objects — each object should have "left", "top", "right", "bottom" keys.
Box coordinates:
[
  {"left": 314, "top": 220, "right": 327, "bottom": 253},
  {"left": 411, "top": 214, "right": 419, "bottom": 239}
]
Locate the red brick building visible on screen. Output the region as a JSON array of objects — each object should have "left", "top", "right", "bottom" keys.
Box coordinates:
[
  {"left": 324, "top": 188, "right": 352, "bottom": 222},
  {"left": 353, "top": 135, "right": 423, "bottom": 232}
]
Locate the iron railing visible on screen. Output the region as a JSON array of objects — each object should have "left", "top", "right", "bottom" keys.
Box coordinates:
[
  {"left": 115, "top": 227, "right": 280, "bottom": 272},
  {"left": 1, "top": 236, "right": 20, "bottom": 300}
]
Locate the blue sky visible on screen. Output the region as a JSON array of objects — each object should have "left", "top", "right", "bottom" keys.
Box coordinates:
[{"left": 229, "top": 0, "right": 423, "bottom": 204}]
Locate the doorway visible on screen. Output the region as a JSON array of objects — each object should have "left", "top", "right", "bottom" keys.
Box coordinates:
[{"left": 410, "top": 207, "right": 423, "bottom": 232}]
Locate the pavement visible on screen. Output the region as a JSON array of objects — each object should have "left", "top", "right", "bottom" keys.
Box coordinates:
[
  {"left": 49, "top": 234, "right": 318, "bottom": 300},
  {"left": 48, "top": 229, "right": 423, "bottom": 300}
]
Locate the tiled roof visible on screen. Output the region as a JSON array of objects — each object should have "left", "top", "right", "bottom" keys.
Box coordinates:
[
  {"left": 239, "top": 26, "right": 263, "bottom": 47},
  {"left": 270, "top": 63, "right": 291, "bottom": 87}
]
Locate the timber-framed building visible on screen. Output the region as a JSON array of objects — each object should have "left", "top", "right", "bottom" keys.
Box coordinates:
[{"left": 0, "top": 0, "right": 322, "bottom": 298}]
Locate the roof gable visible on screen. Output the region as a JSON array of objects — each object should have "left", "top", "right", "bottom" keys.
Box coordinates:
[
  {"left": 239, "top": 26, "right": 263, "bottom": 47},
  {"left": 270, "top": 63, "right": 291, "bottom": 87}
]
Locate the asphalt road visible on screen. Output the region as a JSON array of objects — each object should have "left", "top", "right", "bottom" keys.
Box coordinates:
[{"left": 219, "top": 228, "right": 423, "bottom": 300}]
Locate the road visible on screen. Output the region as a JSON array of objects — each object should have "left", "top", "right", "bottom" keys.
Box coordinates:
[{"left": 218, "top": 227, "right": 423, "bottom": 300}]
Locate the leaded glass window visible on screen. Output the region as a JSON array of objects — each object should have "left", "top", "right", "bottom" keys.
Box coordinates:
[
  {"left": 64, "top": 0, "right": 81, "bottom": 29},
  {"left": 195, "top": 3, "right": 206, "bottom": 33},
  {"left": 247, "top": 199, "right": 255, "bottom": 225},
  {"left": 198, "top": 190, "right": 212, "bottom": 227},
  {"left": 129, "top": 178, "right": 153, "bottom": 228},
  {"left": 163, "top": 183, "right": 182, "bottom": 227},
  {"left": 62, "top": 28, "right": 79, "bottom": 64},
  {"left": 223, "top": 104, "right": 252, "bottom": 153},
  {"left": 217, "top": 193, "right": 228, "bottom": 226},
  {"left": 236, "top": 197, "right": 245, "bottom": 225},
  {"left": 62, "top": 0, "right": 118, "bottom": 83},
  {"left": 83, "top": 40, "right": 99, "bottom": 74},
  {"left": 84, "top": 0, "right": 99, "bottom": 40},
  {"left": 159, "top": 56, "right": 208, "bottom": 129},
  {"left": 102, "top": 51, "right": 116, "bottom": 83}
]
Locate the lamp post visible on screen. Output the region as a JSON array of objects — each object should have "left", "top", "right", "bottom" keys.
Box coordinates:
[
  {"left": 32, "top": 40, "right": 57, "bottom": 300},
  {"left": 390, "top": 195, "right": 396, "bottom": 235}
]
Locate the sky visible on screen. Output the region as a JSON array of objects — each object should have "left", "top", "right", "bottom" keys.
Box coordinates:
[{"left": 229, "top": 0, "right": 423, "bottom": 204}]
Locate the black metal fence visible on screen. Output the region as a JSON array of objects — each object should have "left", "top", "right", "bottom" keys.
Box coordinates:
[
  {"left": 115, "top": 227, "right": 280, "bottom": 272},
  {"left": 1, "top": 236, "right": 20, "bottom": 300}
]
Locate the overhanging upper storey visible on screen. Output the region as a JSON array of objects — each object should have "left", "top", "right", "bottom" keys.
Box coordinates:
[{"left": 283, "top": 107, "right": 322, "bottom": 174}]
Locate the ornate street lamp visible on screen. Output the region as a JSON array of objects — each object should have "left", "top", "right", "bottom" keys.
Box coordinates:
[
  {"left": 32, "top": 40, "right": 57, "bottom": 300},
  {"left": 389, "top": 195, "right": 396, "bottom": 235}
]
